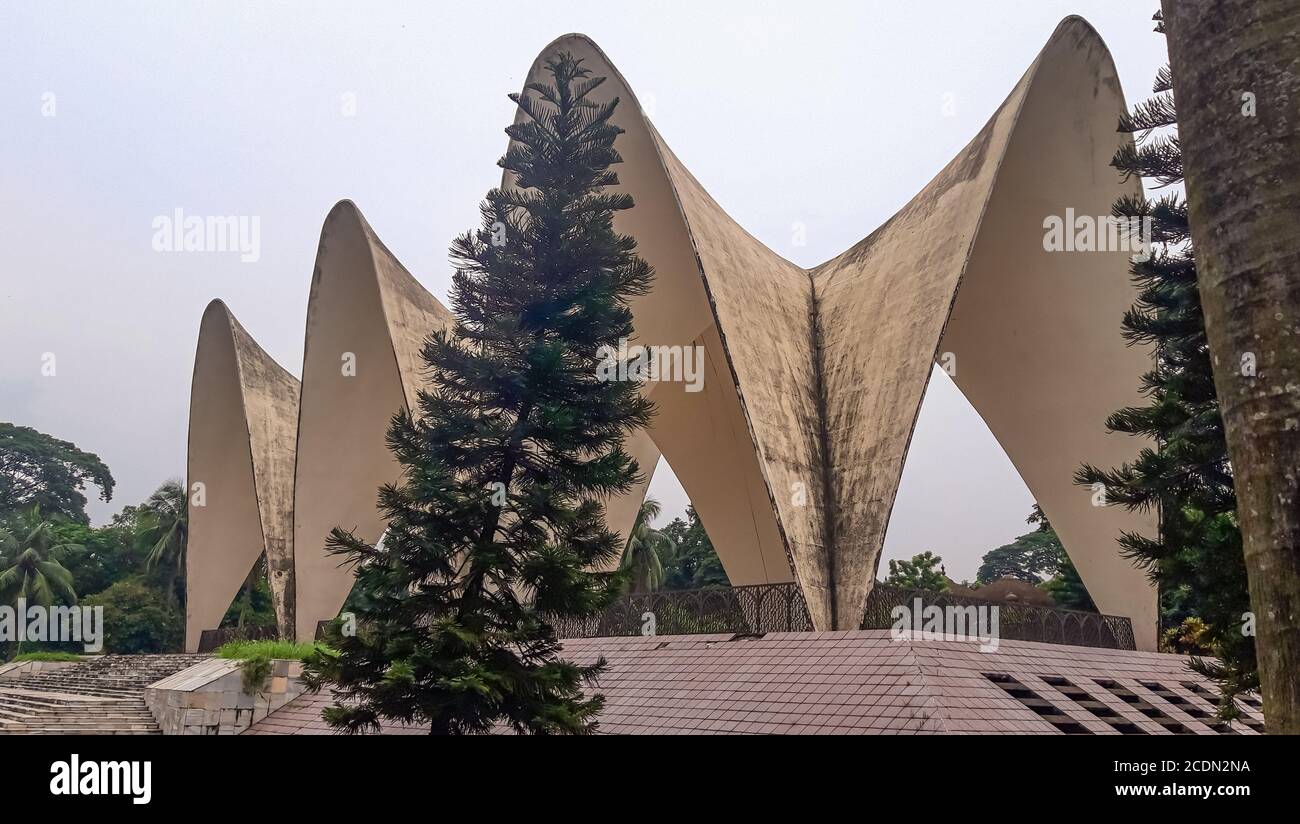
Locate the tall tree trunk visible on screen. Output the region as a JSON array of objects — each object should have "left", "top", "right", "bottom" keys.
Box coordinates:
[{"left": 1162, "top": 0, "right": 1300, "bottom": 733}]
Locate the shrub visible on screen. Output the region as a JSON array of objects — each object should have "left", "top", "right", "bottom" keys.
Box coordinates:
[
  {"left": 11, "top": 651, "right": 84, "bottom": 663},
  {"left": 81, "top": 576, "right": 182, "bottom": 653},
  {"left": 214, "top": 639, "right": 323, "bottom": 661},
  {"left": 214, "top": 639, "right": 326, "bottom": 694}
]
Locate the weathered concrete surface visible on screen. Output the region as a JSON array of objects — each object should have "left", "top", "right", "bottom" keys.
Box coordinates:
[
  {"left": 186, "top": 301, "right": 300, "bottom": 651},
  {"left": 811, "top": 17, "right": 1157, "bottom": 644},
  {"left": 509, "top": 19, "right": 1156, "bottom": 644},
  {"left": 145, "top": 658, "right": 306, "bottom": 735},
  {"left": 506, "top": 36, "right": 811, "bottom": 611},
  {"left": 186, "top": 16, "right": 1159, "bottom": 649},
  {"left": 291, "top": 201, "right": 456, "bottom": 642}
]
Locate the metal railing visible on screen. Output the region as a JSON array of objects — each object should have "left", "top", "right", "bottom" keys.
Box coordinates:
[
  {"left": 210, "top": 583, "right": 1136, "bottom": 652},
  {"left": 863, "top": 584, "right": 1136, "bottom": 650},
  {"left": 550, "top": 581, "right": 1135, "bottom": 650},
  {"left": 549, "top": 582, "right": 815, "bottom": 638}
]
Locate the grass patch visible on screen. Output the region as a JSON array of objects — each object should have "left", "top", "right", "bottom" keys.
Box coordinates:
[
  {"left": 214, "top": 640, "right": 326, "bottom": 693},
  {"left": 10, "top": 651, "right": 84, "bottom": 663},
  {"left": 214, "top": 639, "right": 324, "bottom": 661}
]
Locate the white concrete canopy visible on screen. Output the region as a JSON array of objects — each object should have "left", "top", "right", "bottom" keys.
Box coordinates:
[
  {"left": 185, "top": 16, "right": 1159, "bottom": 651},
  {"left": 185, "top": 301, "right": 299, "bottom": 649}
]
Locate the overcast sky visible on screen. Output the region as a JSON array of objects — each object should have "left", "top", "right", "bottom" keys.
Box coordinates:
[{"left": 0, "top": 1, "right": 1167, "bottom": 581}]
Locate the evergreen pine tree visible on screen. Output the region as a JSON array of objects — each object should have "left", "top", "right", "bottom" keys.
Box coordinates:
[
  {"left": 1075, "top": 11, "right": 1253, "bottom": 718},
  {"left": 303, "top": 52, "right": 654, "bottom": 735}
]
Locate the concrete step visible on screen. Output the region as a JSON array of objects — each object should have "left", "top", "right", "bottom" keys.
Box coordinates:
[
  {"left": 0, "top": 708, "right": 151, "bottom": 721},
  {"left": 0, "top": 690, "right": 108, "bottom": 704},
  {"left": 0, "top": 701, "right": 150, "bottom": 717},
  {"left": 0, "top": 728, "right": 162, "bottom": 735},
  {"left": 0, "top": 654, "right": 213, "bottom": 735},
  {"left": 0, "top": 694, "right": 108, "bottom": 711},
  {"left": 0, "top": 718, "right": 155, "bottom": 730}
]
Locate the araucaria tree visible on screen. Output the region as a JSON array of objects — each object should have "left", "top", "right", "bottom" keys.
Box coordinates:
[
  {"left": 1075, "top": 12, "right": 1254, "bottom": 718},
  {"left": 303, "top": 53, "right": 654, "bottom": 735}
]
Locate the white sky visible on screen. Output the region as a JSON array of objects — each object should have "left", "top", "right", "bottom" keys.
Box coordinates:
[{"left": 0, "top": 1, "right": 1167, "bottom": 581}]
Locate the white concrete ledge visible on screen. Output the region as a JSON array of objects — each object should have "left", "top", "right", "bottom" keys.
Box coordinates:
[{"left": 144, "top": 658, "right": 307, "bottom": 735}]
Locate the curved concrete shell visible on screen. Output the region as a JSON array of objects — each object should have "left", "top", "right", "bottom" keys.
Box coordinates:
[
  {"left": 510, "top": 17, "right": 1157, "bottom": 645},
  {"left": 186, "top": 16, "right": 1158, "bottom": 649},
  {"left": 186, "top": 300, "right": 300, "bottom": 649},
  {"left": 812, "top": 19, "right": 1159, "bottom": 641},
  {"left": 291, "top": 201, "right": 456, "bottom": 642}
]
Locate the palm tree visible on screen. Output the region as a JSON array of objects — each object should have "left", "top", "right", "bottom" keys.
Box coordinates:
[
  {"left": 0, "top": 507, "right": 80, "bottom": 658},
  {"left": 620, "top": 498, "right": 674, "bottom": 594},
  {"left": 1162, "top": 0, "right": 1300, "bottom": 732},
  {"left": 138, "top": 480, "right": 187, "bottom": 607}
]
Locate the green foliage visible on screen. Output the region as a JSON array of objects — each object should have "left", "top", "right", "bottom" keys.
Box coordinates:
[
  {"left": 216, "top": 639, "right": 325, "bottom": 693},
  {"left": 304, "top": 53, "right": 654, "bottom": 735},
  {"left": 975, "top": 505, "right": 1097, "bottom": 611},
  {"left": 660, "top": 506, "right": 729, "bottom": 590},
  {"left": 976, "top": 517, "right": 1064, "bottom": 585},
  {"left": 215, "top": 639, "right": 324, "bottom": 661},
  {"left": 82, "top": 577, "right": 182, "bottom": 654},
  {"left": 1034, "top": 519, "right": 1095, "bottom": 612},
  {"left": 137, "top": 480, "right": 187, "bottom": 608},
  {"left": 219, "top": 556, "right": 276, "bottom": 630},
  {"left": 620, "top": 498, "right": 673, "bottom": 592},
  {"left": 1041, "top": 552, "right": 1096, "bottom": 612},
  {"left": 885, "top": 551, "right": 949, "bottom": 591},
  {"left": 1162, "top": 616, "right": 1213, "bottom": 655},
  {"left": 0, "top": 507, "right": 80, "bottom": 610},
  {"left": 0, "top": 444, "right": 187, "bottom": 662},
  {"left": 0, "top": 422, "right": 114, "bottom": 524},
  {"left": 1073, "top": 24, "right": 1253, "bottom": 711},
  {"left": 238, "top": 655, "right": 274, "bottom": 694},
  {"left": 10, "top": 651, "right": 84, "bottom": 662},
  {"left": 49, "top": 518, "right": 149, "bottom": 599}
]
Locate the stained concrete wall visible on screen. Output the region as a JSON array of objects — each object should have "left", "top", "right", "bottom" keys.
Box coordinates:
[{"left": 185, "top": 16, "right": 1159, "bottom": 649}]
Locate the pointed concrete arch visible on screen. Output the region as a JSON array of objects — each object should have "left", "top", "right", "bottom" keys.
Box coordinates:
[
  {"left": 185, "top": 300, "right": 299, "bottom": 651},
  {"left": 507, "top": 37, "right": 817, "bottom": 613},
  {"left": 811, "top": 17, "right": 1157, "bottom": 645},
  {"left": 515, "top": 18, "right": 1157, "bottom": 645},
  {"left": 184, "top": 16, "right": 1159, "bottom": 649},
  {"left": 935, "top": 20, "right": 1160, "bottom": 646},
  {"left": 291, "top": 201, "right": 456, "bottom": 641}
]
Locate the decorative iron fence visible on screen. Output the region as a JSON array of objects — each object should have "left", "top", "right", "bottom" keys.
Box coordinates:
[
  {"left": 548, "top": 582, "right": 815, "bottom": 638},
  {"left": 862, "top": 584, "right": 1135, "bottom": 650},
  {"left": 211, "top": 583, "right": 1133, "bottom": 652},
  {"left": 550, "top": 581, "right": 1135, "bottom": 650}
]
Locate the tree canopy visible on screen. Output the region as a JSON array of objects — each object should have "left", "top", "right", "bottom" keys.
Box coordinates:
[
  {"left": 884, "top": 551, "right": 949, "bottom": 591},
  {"left": 660, "top": 505, "right": 729, "bottom": 590},
  {"left": 0, "top": 422, "right": 114, "bottom": 524}
]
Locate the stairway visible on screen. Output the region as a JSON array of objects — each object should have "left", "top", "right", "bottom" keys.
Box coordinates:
[{"left": 0, "top": 654, "right": 209, "bottom": 735}]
